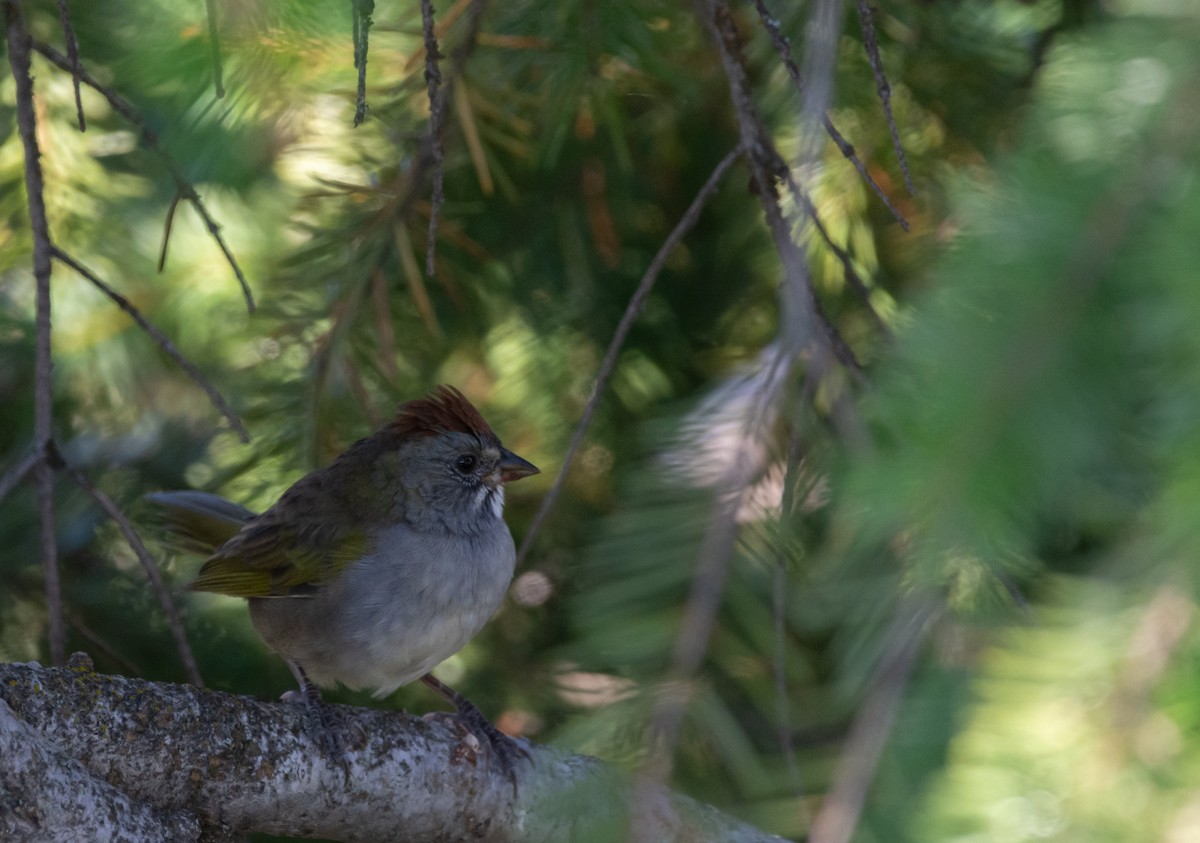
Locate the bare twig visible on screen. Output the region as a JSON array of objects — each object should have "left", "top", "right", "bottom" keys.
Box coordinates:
[
  {"left": 55, "top": 0, "right": 85, "bottom": 131},
  {"left": 353, "top": 0, "right": 484, "bottom": 242},
  {"left": 203, "top": 0, "right": 225, "bottom": 97},
  {"left": 157, "top": 192, "right": 181, "bottom": 272},
  {"left": 352, "top": 0, "right": 375, "bottom": 126},
  {"left": 808, "top": 596, "right": 935, "bottom": 843},
  {"left": 65, "top": 469, "right": 204, "bottom": 688},
  {"left": 31, "top": 40, "right": 255, "bottom": 313},
  {"left": 751, "top": 0, "right": 910, "bottom": 230},
  {"left": 783, "top": 170, "right": 890, "bottom": 336},
  {"left": 6, "top": 0, "right": 64, "bottom": 667},
  {"left": 421, "top": 0, "right": 445, "bottom": 274},
  {"left": 51, "top": 246, "right": 250, "bottom": 443},
  {"left": 854, "top": 0, "right": 914, "bottom": 195},
  {"left": 0, "top": 448, "right": 40, "bottom": 505},
  {"left": 515, "top": 145, "right": 743, "bottom": 565},
  {"left": 703, "top": 0, "right": 856, "bottom": 374}
]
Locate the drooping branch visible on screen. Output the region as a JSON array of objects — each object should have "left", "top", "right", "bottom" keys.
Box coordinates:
[
  {"left": 0, "top": 659, "right": 785, "bottom": 843},
  {"left": 854, "top": 0, "right": 914, "bottom": 195},
  {"left": 31, "top": 40, "right": 256, "bottom": 313},
  {"left": 516, "top": 145, "right": 744, "bottom": 565},
  {"left": 51, "top": 246, "right": 250, "bottom": 443},
  {"left": 54, "top": 0, "right": 84, "bottom": 130},
  {"left": 751, "top": 0, "right": 910, "bottom": 230},
  {"left": 5, "top": 0, "right": 63, "bottom": 667},
  {"left": 421, "top": 0, "right": 446, "bottom": 274},
  {"left": 701, "top": 0, "right": 857, "bottom": 372},
  {"left": 352, "top": 0, "right": 375, "bottom": 125}
]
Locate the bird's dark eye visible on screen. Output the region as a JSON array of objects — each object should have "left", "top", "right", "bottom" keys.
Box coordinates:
[{"left": 454, "top": 454, "right": 478, "bottom": 474}]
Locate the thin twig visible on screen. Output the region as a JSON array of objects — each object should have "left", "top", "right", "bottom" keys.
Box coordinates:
[
  {"left": 784, "top": 170, "right": 890, "bottom": 336},
  {"left": 157, "top": 192, "right": 181, "bottom": 272},
  {"left": 6, "top": 0, "right": 65, "bottom": 667},
  {"left": 55, "top": 0, "right": 84, "bottom": 131},
  {"left": 51, "top": 246, "right": 250, "bottom": 443},
  {"left": 0, "top": 448, "right": 40, "bottom": 505},
  {"left": 66, "top": 468, "right": 204, "bottom": 688},
  {"left": 751, "top": 0, "right": 910, "bottom": 230},
  {"left": 354, "top": 0, "right": 485, "bottom": 239},
  {"left": 31, "top": 40, "right": 255, "bottom": 313},
  {"left": 854, "top": 0, "right": 914, "bottom": 195},
  {"left": 421, "top": 0, "right": 445, "bottom": 275},
  {"left": 704, "top": 0, "right": 857, "bottom": 374},
  {"left": 515, "top": 145, "right": 743, "bottom": 565},
  {"left": 808, "top": 596, "right": 935, "bottom": 843},
  {"left": 353, "top": 0, "right": 375, "bottom": 126},
  {"left": 203, "top": 0, "right": 225, "bottom": 98}
]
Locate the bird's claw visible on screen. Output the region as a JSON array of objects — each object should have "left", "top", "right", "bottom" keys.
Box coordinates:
[{"left": 426, "top": 707, "right": 529, "bottom": 787}]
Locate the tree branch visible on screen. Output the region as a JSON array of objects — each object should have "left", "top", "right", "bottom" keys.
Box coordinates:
[
  {"left": 751, "top": 0, "right": 910, "bottom": 230},
  {"left": 30, "top": 40, "right": 255, "bottom": 313},
  {"left": 516, "top": 145, "right": 744, "bottom": 565},
  {"left": 6, "top": 0, "right": 64, "bottom": 667},
  {"left": 51, "top": 246, "right": 250, "bottom": 442},
  {"left": 54, "top": 0, "right": 84, "bottom": 130},
  {"left": 0, "top": 659, "right": 784, "bottom": 843},
  {"left": 854, "top": 0, "right": 913, "bottom": 195}
]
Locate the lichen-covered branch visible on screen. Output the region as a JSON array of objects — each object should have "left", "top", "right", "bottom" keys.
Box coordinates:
[{"left": 0, "top": 658, "right": 784, "bottom": 843}]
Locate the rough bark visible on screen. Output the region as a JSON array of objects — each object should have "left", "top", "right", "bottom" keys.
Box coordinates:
[{"left": 0, "top": 656, "right": 785, "bottom": 842}]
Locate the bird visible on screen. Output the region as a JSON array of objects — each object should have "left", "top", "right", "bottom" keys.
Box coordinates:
[{"left": 148, "top": 385, "right": 539, "bottom": 770}]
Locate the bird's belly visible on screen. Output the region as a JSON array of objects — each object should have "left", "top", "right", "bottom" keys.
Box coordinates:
[{"left": 248, "top": 524, "right": 514, "bottom": 696}]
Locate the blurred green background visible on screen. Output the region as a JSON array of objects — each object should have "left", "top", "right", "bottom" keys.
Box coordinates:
[{"left": 4, "top": 0, "right": 1200, "bottom": 840}]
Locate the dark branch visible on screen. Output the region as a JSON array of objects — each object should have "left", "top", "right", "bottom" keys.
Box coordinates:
[
  {"left": 516, "top": 145, "right": 743, "bottom": 565},
  {"left": 751, "top": 0, "right": 910, "bottom": 230},
  {"left": 702, "top": 0, "right": 858, "bottom": 372},
  {"left": 55, "top": 0, "right": 85, "bottom": 130},
  {"left": 156, "top": 191, "right": 181, "bottom": 272},
  {"left": 31, "top": 40, "right": 256, "bottom": 313},
  {"left": 51, "top": 246, "right": 250, "bottom": 443},
  {"left": 854, "top": 0, "right": 914, "bottom": 195},
  {"left": 784, "top": 170, "right": 891, "bottom": 336},
  {"left": 353, "top": 0, "right": 375, "bottom": 125},
  {"left": 6, "top": 0, "right": 64, "bottom": 667},
  {"left": 421, "top": 0, "right": 445, "bottom": 274}
]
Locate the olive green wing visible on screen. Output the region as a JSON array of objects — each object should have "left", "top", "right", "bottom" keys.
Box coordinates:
[{"left": 189, "top": 516, "right": 369, "bottom": 598}]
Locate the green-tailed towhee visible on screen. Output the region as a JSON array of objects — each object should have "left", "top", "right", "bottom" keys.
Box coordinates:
[{"left": 149, "top": 385, "right": 539, "bottom": 769}]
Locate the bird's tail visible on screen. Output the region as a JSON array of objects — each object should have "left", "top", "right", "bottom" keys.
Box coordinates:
[{"left": 146, "top": 490, "right": 254, "bottom": 555}]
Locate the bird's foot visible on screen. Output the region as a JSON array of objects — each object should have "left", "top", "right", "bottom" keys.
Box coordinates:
[
  {"left": 450, "top": 696, "right": 531, "bottom": 778},
  {"left": 283, "top": 663, "right": 353, "bottom": 778},
  {"left": 420, "top": 674, "right": 529, "bottom": 794}
]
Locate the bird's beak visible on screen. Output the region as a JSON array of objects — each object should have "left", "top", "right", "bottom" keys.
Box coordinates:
[{"left": 498, "top": 449, "right": 539, "bottom": 484}]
